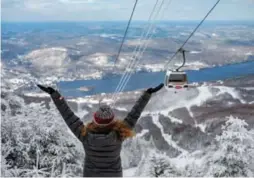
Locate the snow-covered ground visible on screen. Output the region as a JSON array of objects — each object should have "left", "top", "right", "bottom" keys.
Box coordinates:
[
  {"left": 123, "top": 167, "right": 137, "bottom": 177},
  {"left": 24, "top": 47, "right": 71, "bottom": 71},
  {"left": 1, "top": 74, "right": 254, "bottom": 177}
]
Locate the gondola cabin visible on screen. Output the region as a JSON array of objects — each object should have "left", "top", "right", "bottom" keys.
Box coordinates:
[{"left": 164, "top": 71, "right": 188, "bottom": 91}]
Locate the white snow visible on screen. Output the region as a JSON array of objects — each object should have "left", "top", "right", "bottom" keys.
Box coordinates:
[
  {"left": 125, "top": 39, "right": 143, "bottom": 46},
  {"left": 148, "top": 87, "right": 213, "bottom": 118},
  {"left": 142, "top": 86, "right": 213, "bottom": 121},
  {"left": 215, "top": 86, "right": 246, "bottom": 104},
  {"left": 24, "top": 92, "right": 50, "bottom": 98},
  {"left": 99, "top": 33, "right": 120, "bottom": 39},
  {"left": 115, "top": 107, "right": 128, "bottom": 111},
  {"left": 245, "top": 51, "right": 253, "bottom": 56},
  {"left": 2, "top": 75, "right": 254, "bottom": 177},
  {"left": 186, "top": 86, "right": 214, "bottom": 117},
  {"left": 69, "top": 97, "right": 99, "bottom": 104},
  {"left": 171, "top": 150, "right": 206, "bottom": 169},
  {"left": 139, "top": 61, "right": 209, "bottom": 72},
  {"left": 68, "top": 95, "right": 114, "bottom": 105},
  {"left": 241, "top": 87, "right": 254, "bottom": 91},
  {"left": 24, "top": 47, "right": 70, "bottom": 71},
  {"left": 76, "top": 39, "right": 89, "bottom": 46},
  {"left": 9, "top": 78, "right": 30, "bottom": 85},
  {"left": 78, "top": 71, "right": 103, "bottom": 80},
  {"left": 123, "top": 167, "right": 137, "bottom": 177},
  {"left": 173, "top": 61, "right": 209, "bottom": 70},
  {"left": 168, "top": 116, "right": 183, "bottom": 124},
  {"left": 136, "top": 129, "right": 149, "bottom": 137},
  {"left": 196, "top": 123, "right": 207, "bottom": 133},
  {"left": 141, "top": 64, "right": 165, "bottom": 72},
  {"left": 190, "top": 50, "right": 202, "bottom": 54},
  {"left": 75, "top": 110, "right": 89, "bottom": 119},
  {"left": 87, "top": 55, "right": 109, "bottom": 66},
  {"left": 212, "top": 33, "right": 218, "bottom": 37},
  {"left": 141, "top": 84, "right": 246, "bottom": 128},
  {"left": 101, "top": 98, "right": 114, "bottom": 105},
  {"left": 152, "top": 115, "right": 188, "bottom": 154}
]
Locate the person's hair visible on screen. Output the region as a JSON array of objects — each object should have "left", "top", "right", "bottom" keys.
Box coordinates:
[{"left": 81, "top": 120, "right": 135, "bottom": 140}]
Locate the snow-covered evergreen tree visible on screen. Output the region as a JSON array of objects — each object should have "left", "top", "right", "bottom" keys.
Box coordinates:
[
  {"left": 149, "top": 153, "right": 181, "bottom": 177},
  {"left": 121, "top": 136, "right": 151, "bottom": 169},
  {"left": 135, "top": 148, "right": 181, "bottom": 177},
  {"left": 1, "top": 93, "right": 84, "bottom": 177},
  {"left": 204, "top": 116, "right": 254, "bottom": 177}
]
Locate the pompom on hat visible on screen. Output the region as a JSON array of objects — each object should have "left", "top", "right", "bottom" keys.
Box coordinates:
[{"left": 93, "top": 105, "right": 115, "bottom": 126}]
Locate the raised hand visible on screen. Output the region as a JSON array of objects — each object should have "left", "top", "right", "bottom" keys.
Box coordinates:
[
  {"left": 146, "top": 83, "right": 164, "bottom": 94},
  {"left": 37, "top": 84, "right": 56, "bottom": 95}
]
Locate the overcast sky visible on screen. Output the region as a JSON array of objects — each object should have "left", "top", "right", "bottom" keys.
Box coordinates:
[{"left": 1, "top": 0, "right": 254, "bottom": 22}]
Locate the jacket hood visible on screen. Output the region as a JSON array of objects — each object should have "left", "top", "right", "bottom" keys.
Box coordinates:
[
  {"left": 82, "top": 120, "right": 135, "bottom": 144},
  {"left": 86, "top": 131, "right": 119, "bottom": 146}
]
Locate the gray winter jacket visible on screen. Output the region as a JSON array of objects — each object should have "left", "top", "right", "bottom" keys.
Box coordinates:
[{"left": 51, "top": 91, "right": 151, "bottom": 177}]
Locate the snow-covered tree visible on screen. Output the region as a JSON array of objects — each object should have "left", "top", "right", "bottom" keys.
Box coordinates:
[
  {"left": 1, "top": 93, "right": 84, "bottom": 177},
  {"left": 149, "top": 153, "right": 180, "bottom": 177},
  {"left": 204, "top": 116, "right": 254, "bottom": 177},
  {"left": 135, "top": 149, "right": 181, "bottom": 177},
  {"left": 121, "top": 136, "right": 151, "bottom": 169},
  {"left": 121, "top": 134, "right": 157, "bottom": 169}
]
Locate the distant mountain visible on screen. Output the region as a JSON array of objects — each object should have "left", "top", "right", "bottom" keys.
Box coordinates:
[{"left": 2, "top": 21, "right": 254, "bottom": 81}]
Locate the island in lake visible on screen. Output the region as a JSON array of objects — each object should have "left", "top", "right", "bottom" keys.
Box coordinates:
[{"left": 77, "top": 86, "right": 95, "bottom": 92}]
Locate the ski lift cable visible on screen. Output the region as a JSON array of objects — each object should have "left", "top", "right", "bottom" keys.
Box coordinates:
[
  {"left": 113, "top": 0, "right": 165, "bottom": 97},
  {"left": 112, "top": 0, "right": 171, "bottom": 105},
  {"left": 112, "top": 0, "right": 172, "bottom": 104},
  {"left": 111, "top": 0, "right": 163, "bottom": 102},
  {"left": 112, "top": 0, "right": 160, "bottom": 98},
  {"left": 111, "top": 1, "right": 158, "bottom": 102},
  {"left": 111, "top": 0, "right": 168, "bottom": 103},
  {"left": 113, "top": 0, "right": 139, "bottom": 66},
  {"left": 117, "top": 0, "right": 172, "bottom": 95},
  {"left": 164, "top": 0, "right": 221, "bottom": 70}
]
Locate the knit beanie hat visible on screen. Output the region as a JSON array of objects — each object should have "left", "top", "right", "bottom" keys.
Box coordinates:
[{"left": 93, "top": 105, "right": 115, "bottom": 126}]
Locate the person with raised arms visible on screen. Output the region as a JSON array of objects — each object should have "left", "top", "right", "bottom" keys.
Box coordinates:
[{"left": 37, "top": 83, "right": 164, "bottom": 177}]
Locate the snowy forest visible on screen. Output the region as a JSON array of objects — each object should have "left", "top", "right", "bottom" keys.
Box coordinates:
[{"left": 1, "top": 88, "right": 254, "bottom": 177}]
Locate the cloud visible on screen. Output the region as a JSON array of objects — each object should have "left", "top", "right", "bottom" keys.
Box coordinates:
[
  {"left": 58, "top": 0, "right": 94, "bottom": 4},
  {"left": 2, "top": 0, "right": 53, "bottom": 11},
  {"left": 2, "top": 0, "right": 126, "bottom": 12},
  {"left": 1, "top": 0, "right": 254, "bottom": 21},
  {"left": 1, "top": 0, "right": 134, "bottom": 21},
  {"left": 1, "top": 0, "right": 23, "bottom": 8},
  {"left": 1, "top": 0, "right": 94, "bottom": 7}
]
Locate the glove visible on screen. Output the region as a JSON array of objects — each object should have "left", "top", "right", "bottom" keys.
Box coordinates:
[
  {"left": 37, "top": 84, "right": 56, "bottom": 95},
  {"left": 146, "top": 83, "right": 164, "bottom": 94}
]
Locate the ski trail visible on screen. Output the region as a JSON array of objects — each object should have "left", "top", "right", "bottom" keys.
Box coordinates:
[
  {"left": 151, "top": 114, "right": 188, "bottom": 154},
  {"left": 136, "top": 129, "right": 149, "bottom": 137},
  {"left": 215, "top": 86, "right": 246, "bottom": 104}
]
